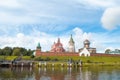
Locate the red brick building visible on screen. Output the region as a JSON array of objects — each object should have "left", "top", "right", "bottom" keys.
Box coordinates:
[{"left": 50, "top": 38, "right": 65, "bottom": 52}]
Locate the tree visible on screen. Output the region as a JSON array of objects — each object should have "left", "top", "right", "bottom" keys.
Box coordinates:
[
  {"left": 0, "top": 49, "right": 3, "bottom": 55},
  {"left": 27, "top": 49, "right": 34, "bottom": 56},
  {"left": 2, "top": 47, "right": 13, "bottom": 56},
  {"left": 20, "top": 48, "right": 27, "bottom": 56},
  {"left": 12, "top": 48, "right": 21, "bottom": 56},
  {"left": 0, "top": 46, "right": 35, "bottom": 56},
  {"left": 105, "top": 49, "right": 111, "bottom": 54}
]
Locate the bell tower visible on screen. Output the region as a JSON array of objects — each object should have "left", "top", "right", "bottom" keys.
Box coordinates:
[
  {"left": 68, "top": 34, "right": 75, "bottom": 52},
  {"left": 84, "top": 39, "right": 90, "bottom": 48},
  {"left": 36, "top": 42, "right": 41, "bottom": 51}
]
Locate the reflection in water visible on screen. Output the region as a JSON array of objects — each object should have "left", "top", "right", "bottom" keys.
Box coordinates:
[
  {"left": 0, "top": 66, "right": 120, "bottom": 80},
  {"left": 0, "top": 67, "right": 34, "bottom": 80}
]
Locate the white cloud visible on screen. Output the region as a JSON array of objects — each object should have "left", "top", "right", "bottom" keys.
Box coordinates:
[
  {"left": 101, "top": 7, "right": 120, "bottom": 30},
  {"left": 0, "top": 33, "right": 34, "bottom": 49},
  {"left": 0, "top": 0, "right": 119, "bottom": 34},
  {"left": 79, "top": 0, "right": 119, "bottom": 8},
  {"left": 0, "top": 27, "right": 119, "bottom": 53},
  {"left": 0, "top": 27, "right": 94, "bottom": 52},
  {"left": 0, "top": 0, "right": 120, "bottom": 53},
  {"left": 1, "top": 0, "right": 118, "bottom": 25},
  {"left": 0, "top": 0, "right": 21, "bottom": 8},
  {"left": 1, "top": 0, "right": 119, "bottom": 32}
]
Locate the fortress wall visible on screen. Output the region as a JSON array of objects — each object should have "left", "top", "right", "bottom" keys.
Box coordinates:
[
  {"left": 36, "top": 52, "right": 79, "bottom": 56},
  {"left": 35, "top": 51, "right": 120, "bottom": 57}
]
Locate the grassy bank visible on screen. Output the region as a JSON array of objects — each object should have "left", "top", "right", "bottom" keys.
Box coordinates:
[
  {"left": 34, "top": 56, "right": 120, "bottom": 66},
  {"left": 0, "top": 56, "right": 120, "bottom": 66},
  {"left": 0, "top": 56, "right": 31, "bottom": 61},
  {"left": 34, "top": 56, "right": 120, "bottom": 63}
]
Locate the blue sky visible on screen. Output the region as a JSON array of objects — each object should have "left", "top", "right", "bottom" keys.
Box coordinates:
[{"left": 0, "top": 0, "right": 120, "bottom": 52}]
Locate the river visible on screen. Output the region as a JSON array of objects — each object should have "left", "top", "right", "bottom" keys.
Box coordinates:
[{"left": 0, "top": 66, "right": 120, "bottom": 80}]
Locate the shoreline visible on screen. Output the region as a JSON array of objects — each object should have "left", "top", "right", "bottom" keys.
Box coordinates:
[
  {"left": 0, "top": 61, "right": 120, "bottom": 68},
  {"left": 0, "top": 56, "right": 120, "bottom": 67}
]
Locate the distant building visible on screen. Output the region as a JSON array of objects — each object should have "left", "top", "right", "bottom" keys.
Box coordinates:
[
  {"left": 35, "top": 42, "right": 41, "bottom": 56},
  {"left": 79, "top": 48, "right": 90, "bottom": 56},
  {"left": 34, "top": 37, "right": 99, "bottom": 57},
  {"left": 50, "top": 38, "right": 65, "bottom": 52},
  {"left": 68, "top": 34, "right": 75, "bottom": 52},
  {"left": 79, "top": 39, "right": 96, "bottom": 54},
  {"left": 36, "top": 42, "right": 41, "bottom": 51},
  {"left": 107, "top": 49, "right": 120, "bottom": 54}
]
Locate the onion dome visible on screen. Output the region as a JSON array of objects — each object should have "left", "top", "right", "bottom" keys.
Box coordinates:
[{"left": 84, "top": 39, "right": 90, "bottom": 45}]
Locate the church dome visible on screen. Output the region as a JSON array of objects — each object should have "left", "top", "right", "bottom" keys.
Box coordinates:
[
  {"left": 50, "top": 38, "right": 65, "bottom": 52},
  {"left": 84, "top": 39, "right": 90, "bottom": 44}
]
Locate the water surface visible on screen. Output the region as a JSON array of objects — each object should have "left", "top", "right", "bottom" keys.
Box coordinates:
[{"left": 0, "top": 66, "right": 120, "bottom": 80}]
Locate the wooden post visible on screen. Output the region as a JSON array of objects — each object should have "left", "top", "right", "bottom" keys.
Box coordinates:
[
  {"left": 61, "top": 63, "right": 64, "bottom": 67},
  {"left": 79, "top": 60, "right": 82, "bottom": 67},
  {"left": 52, "top": 63, "right": 54, "bottom": 67},
  {"left": 21, "top": 62, "right": 24, "bottom": 67},
  {"left": 38, "top": 62, "right": 41, "bottom": 67},
  {"left": 30, "top": 62, "right": 32, "bottom": 67},
  {"left": 44, "top": 62, "right": 47, "bottom": 67},
  {"left": 70, "top": 63, "right": 72, "bottom": 67}
]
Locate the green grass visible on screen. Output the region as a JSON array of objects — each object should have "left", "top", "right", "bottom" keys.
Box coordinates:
[
  {"left": 22, "top": 56, "right": 31, "bottom": 60},
  {"left": 0, "top": 56, "right": 120, "bottom": 66},
  {"left": 33, "top": 56, "right": 120, "bottom": 67},
  {"left": 0, "top": 56, "right": 31, "bottom": 61},
  {"left": 34, "top": 56, "right": 120, "bottom": 63}
]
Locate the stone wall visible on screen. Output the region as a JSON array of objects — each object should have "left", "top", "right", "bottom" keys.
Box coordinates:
[
  {"left": 35, "top": 51, "right": 120, "bottom": 57},
  {"left": 36, "top": 52, "right": 79, "bottom": 56}
]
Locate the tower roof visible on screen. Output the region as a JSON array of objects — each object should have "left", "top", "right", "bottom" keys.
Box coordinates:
[
  {"left": 84, "top": 39, "right": 90, "bottom": 44},
  {"left": 57, "top": 38, "right": 60, "bottom": 43},
  {"left": 37, "top": 42, "right": 41, "bottom": 48},
  {"left": 69, "top": 34, "right": 74, "bottom": 43}
]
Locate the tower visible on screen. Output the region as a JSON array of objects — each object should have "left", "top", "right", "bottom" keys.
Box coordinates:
[
  {"left": 84, "top": 39, "right": 90, "bottom": 48},
  {"left": 35, "top": 42, "right": 41, "bottom": 56},
  {"left": 68, "top": 34, "right": 75, "bottom": 52},
  {"left": 36, "top": 42, "right": 41, "bottom": 51}
]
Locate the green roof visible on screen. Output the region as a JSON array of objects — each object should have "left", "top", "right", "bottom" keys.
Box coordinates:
[{"left": 37, "top": 42, "right": 41, "bottom": 48}]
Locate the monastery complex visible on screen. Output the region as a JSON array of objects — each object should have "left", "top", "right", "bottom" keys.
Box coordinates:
[{"left": 34, "top": 35, "right": 120, "bottom": 57}]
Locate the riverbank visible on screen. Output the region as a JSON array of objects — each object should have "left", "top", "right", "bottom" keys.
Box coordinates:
[{"left": 0, "top": 56, "right": 120, "bottom": 67}]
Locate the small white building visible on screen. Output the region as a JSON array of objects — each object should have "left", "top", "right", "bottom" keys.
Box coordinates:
[{"left": 79, "top": 48, "right": 90, "bottom": 56}]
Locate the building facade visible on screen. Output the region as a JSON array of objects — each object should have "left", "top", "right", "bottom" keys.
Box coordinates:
[
  {"left": 35, "top": 42, "right": 42, "bottom": 56},
  {"left": 50, "top": 38, "right": 65, "bottom": 52},
  {"left": 79, "top": 48, "right": 90, "bottom": 56},
  {"left": 79, "top": 39, "right": 96, "bottom": 54}
]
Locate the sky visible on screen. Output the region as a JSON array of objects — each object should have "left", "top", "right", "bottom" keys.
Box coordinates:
[{"left": 0, "top": 0, "right": 120, "bottom": 52}]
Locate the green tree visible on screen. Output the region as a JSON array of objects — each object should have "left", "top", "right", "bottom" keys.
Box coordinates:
[
  {"left": 0, "top": 46, "right": 35, "bottom": 56},
  {"left": 105, "top": 49, "right": 111, "bottom": 54},
  {"left": 0, "top": 48, "right": 3, "bottom": 55},
  {"left": 27, "top": 49, "right": 34, "bottom": 56},
  {"left": 2, "top": 47, "right": 13, "bottom": 56},
  {"left": 20, "top": 48, "right": 27, "bottom": 56},
  {"left": 12, "top": 48, "right": 21, "bottom": 56},
  {"left": 12, "top": 47, "right": 30, "bottom": 56}
]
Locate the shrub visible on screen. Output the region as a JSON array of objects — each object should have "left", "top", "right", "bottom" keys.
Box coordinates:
[
  {"left": 34, "top": 57, "right": 44, "bottom": 61},
  {"left": 45, "top": 57, "right": 51, "bottom": 61}
]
